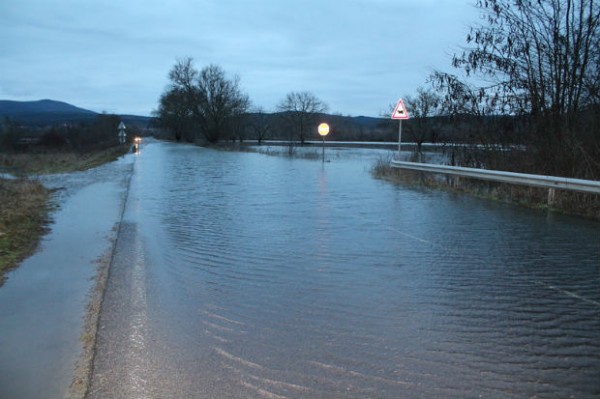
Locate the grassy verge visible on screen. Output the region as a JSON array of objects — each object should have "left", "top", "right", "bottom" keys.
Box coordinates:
[
  {"left": 371, "top": 156, "right": 600, "bottom": 221},
  {"left": 0, "top": 145, "right": 130, "bottom": 175},
  {"left": 0, "top": 178, "right": 51, "bottom": 284},
  {"left": 0, "top": 145, "right": 130, "bottom": 283}
]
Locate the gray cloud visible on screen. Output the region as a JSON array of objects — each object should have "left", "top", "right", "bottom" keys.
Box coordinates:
[{"left": 0, "top": 0, "right": 479, "bottom": 116}]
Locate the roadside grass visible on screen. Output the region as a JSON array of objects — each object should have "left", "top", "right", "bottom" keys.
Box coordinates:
[
  {"left": 0, "top": 145, "right": 130, "bottom": 175},
  {"left": 0, "top": 145, "right": 130, "bottom": 283},
  {"left": 0, "top": 178, "right": 51, "bottom": 284},
  {"left": 371, "top": 155, "right": 600, "bottom": 221}
]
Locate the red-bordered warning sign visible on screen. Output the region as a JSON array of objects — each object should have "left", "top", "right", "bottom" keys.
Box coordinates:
[{"left": 391, "top": 99, "right": 409, "bottom": 120}]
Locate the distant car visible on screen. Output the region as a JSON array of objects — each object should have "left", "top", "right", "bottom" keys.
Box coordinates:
[{"left": 133, "top": 137, "right": 142, "bottom": 152}]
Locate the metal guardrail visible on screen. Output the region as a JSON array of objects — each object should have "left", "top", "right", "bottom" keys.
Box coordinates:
[{"left": 390, "top": 160, "right": 600, "bottom": 195}]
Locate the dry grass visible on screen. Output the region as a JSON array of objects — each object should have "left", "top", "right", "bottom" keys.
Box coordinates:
[
  {"left": 0, "top": 178, "right": 51, "bottom": 283},
  {"left": 0, "top": 146, "right": 129, "bottom": 175}
]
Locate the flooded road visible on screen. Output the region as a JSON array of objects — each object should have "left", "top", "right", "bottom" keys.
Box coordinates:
[
  {"left": 0, "top": 156, "right": 133, "bottom": 399},
  {"left": 88, "top": 141, "right": 600, "bottom": 398}
]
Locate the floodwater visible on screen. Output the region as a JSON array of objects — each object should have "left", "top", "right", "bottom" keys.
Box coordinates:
[
  {"left": 0, "top": 155, "right": 133, "bottom": 399},
  {"left": 88, "top": 141, "right": 599, "bottom": 398}
]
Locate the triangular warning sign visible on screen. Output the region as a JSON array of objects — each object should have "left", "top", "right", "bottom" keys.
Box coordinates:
[{"left": 391, "top": 99, "right": 409, "bottom": 120}]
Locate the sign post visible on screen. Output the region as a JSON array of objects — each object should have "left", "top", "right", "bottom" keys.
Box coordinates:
[
  {"left": 391, "top": 99, "right": 409, "bottom": 158},
  {"left": 117, "top": 121, "right": 127, "bottom": 145}
]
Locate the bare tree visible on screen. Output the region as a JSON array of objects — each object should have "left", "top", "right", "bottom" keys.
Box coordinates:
[
  {"left": 197, "top": 64, "right": 250, "bottom": 143},
  {"left": 277, "top": 91, "right": 328, "bottom": 149},
  {"left": 154, "top": 87, "right": 195, "bottom": 142},
  {"left": 433, "top": 0, "right": 600, "bottom": 177},
  {"left": 404, "top": 87, "right": 442, "bottom": 160},
  {"left": 249, "top": 107, "right": 272, "bottom": 145},
  {"left": 226, "top": 112, "right": 249, "bottom": 142},
  {"left": 452, "top": 0, "right": 599, "bottom": 117},
  {"left": 158, "top": 58, "right": 250, "bottom": 143}
]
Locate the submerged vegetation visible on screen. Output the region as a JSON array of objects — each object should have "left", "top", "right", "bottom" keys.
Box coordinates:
[{"left": 371, "top": 155, "right": 600, "bottom": 221}]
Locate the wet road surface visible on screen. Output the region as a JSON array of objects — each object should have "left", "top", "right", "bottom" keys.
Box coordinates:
[
  {"left": 0, "top": 155, "right": 133, "bottom": 399},
  {"left": 86, "top": 141, "right": 599, "bottom": 398}
]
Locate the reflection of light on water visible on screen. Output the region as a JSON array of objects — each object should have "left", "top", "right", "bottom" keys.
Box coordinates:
[
  {"left": 133, "top": 137, "right": 142, "bottom": 155},
  {"left": 317, "top": 167, "right": 328, "bottom": 196},
  {"left": 127, "top": 231, "right": 151, "bottom": 398},
  {"left": 316, "top": 167, "right": 332, "bottom": 264}
]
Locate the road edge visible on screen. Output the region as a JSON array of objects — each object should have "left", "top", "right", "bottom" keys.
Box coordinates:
[{"left": 68, "top": 162, "right": 135, "bottom": 399}]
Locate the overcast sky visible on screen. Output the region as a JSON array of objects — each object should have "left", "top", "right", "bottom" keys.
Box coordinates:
[{"left": 0, "top": 0, "right": 480, "bottom": 117}]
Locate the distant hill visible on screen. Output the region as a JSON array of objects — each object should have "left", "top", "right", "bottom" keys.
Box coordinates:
[
  {"left": 118, "top": 114, "right": 154, "bottom": 128},
  {"left": 351, "top": 115, "right": 383, "bottom": 128},
  {"left": 0, "top": 99, "right": 96, "bottom": 116},
  {"left": 0, "top": 99, "right": 153, "bottom": 127},
  {"left": 0, "top": 99, "right": 97, "bottom": 125}
]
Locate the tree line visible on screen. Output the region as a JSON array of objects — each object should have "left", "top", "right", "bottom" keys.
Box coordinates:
[
  {"left": 406, "top": 0, "right": 599, "bottom": 179},
  {"left": 0, "top": 114, "right": 143, "bottom": 152},
  {"left": 154, "top": 57, "right": 328, "bottom": 149}
]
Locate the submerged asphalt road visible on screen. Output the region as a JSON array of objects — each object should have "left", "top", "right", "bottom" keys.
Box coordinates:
[
  {"left": 86, "top": 222, "right": 164, "bottom": 398},
  {"left": 87, "top": 141, "right": 600, "bottom": 399}
]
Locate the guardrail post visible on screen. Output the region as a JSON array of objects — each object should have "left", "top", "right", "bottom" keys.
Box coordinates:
[
  {"left": 547, "top": 188, "right": 556, "bottom": 206},
  {"left": 452, "top": 175, "right": 460, "bottom": 188}
]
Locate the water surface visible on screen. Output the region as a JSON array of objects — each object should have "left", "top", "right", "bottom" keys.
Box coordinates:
[{"left": 96, "top": 142, "right": 600, "bottom": 398}]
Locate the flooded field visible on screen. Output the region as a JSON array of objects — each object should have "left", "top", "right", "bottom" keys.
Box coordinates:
[{"left": 88, "top": 141, "right": 599, "bottom": 398}]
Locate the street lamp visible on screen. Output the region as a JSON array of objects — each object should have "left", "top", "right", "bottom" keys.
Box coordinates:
[{"left": 318, "top": 123, "right": 329, "bottom": 163}]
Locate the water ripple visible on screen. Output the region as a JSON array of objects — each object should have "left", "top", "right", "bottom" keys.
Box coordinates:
[{"left": 133, "top": 143, "right": 600, "bottom": 398}]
